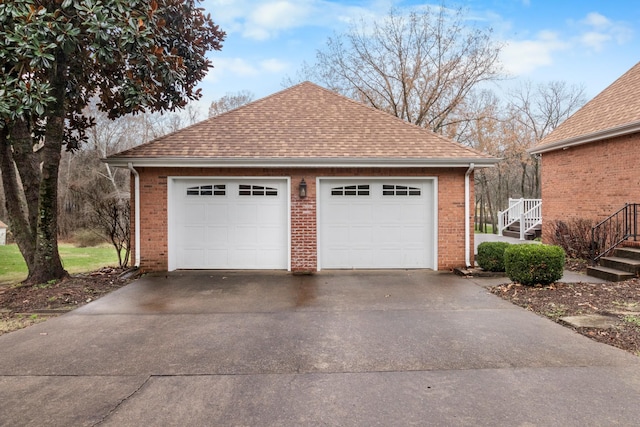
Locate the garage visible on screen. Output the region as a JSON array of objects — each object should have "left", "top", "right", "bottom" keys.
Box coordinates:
[
  {"left": 318, "top": 179, "right": 436, "bottom": 269},
  {"left": 107, "top": 83, "right": 497, "bottom": 272},
  {"left": 168, "top": 178, "right": 289, "bottom": 270}
]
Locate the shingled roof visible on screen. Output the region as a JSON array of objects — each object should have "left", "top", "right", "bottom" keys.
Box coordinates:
[
  {"left": 106, "top": 82, "right": 496, "bottom": 168},
  {"left": 531, "top": 61, "right": 640, "bottom": 154}
]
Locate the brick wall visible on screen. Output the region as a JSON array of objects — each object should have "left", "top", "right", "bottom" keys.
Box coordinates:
[
  {"left": 540, "top": 133, "right": 640, "bottom": 242},
  {"left": 131, "top": 166, "right": 473, "bottom": 272}
]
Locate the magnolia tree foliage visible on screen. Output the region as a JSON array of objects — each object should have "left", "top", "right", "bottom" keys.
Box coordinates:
[{"left": 0, "top": 0, "right": 225, "bottom": 284}]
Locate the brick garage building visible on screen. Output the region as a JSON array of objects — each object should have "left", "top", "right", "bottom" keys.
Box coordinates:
[
  {"left": 106, "top": 82, "right": 497, "bottom": 273},
  {"left": 530, "top": 62, "right": 640, "bottom": 243}
]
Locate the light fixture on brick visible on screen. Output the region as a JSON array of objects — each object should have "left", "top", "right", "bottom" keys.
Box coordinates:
[{"left": 299, "top": 178, "right": 307, "bottom": 198}]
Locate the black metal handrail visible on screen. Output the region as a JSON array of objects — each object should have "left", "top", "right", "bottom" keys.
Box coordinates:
[{"left": 590, "top": 203, "right": 639, "bottom": 264}]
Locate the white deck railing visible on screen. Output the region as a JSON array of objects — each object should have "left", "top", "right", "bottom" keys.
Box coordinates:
[{"left": 498, "top": 198, "right": 542, "bottom": 240}]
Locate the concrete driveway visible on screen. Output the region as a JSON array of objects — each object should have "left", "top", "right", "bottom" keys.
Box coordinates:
[{"left": 1, "top": 270, "right": 639, "bottom": 426}]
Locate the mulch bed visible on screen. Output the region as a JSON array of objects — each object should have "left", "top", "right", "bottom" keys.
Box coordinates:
[
  {"left": 0, "top": 267, "right": 135, "bottom": 335},
  {"left": 489, "top": 278, "right": 640, "bottom": 356}
]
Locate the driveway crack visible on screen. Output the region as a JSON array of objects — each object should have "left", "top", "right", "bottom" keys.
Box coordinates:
[{"left": 92, "top": 375, "right": 152, "bottom": 426}]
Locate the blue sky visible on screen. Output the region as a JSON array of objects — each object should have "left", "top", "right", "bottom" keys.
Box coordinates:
[{"left": 196, "top": 0, "right": 639, "bottom": 111}]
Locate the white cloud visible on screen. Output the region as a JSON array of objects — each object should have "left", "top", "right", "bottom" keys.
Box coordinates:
[
  {"left": 580, "top": 31, "right": 611, "bottom": 52},
  {"left": 206, "top": 57, "right": 290, "bottom": 82},
  {"left": 499, "top": 10, "right": 633, "bottom": 76},
  {"left": 209, "top": 58, "right": 259, "bottom": 81},
  {"left": 501, "top": 31, "right": 570, "bottom": 75},
  {"left": 581, "top": 12, "right": 610, "bottom": 29},
  {"left": 241, "top": 1, "right": 312, "bottom": 40},
  {"left": 204, "top": 0, "right": 387, "bottom": 41},
  {"left": 577, "top": 12, "right": 633, "bottom": 50},
  {"left": 260, "top": 58, "right": 289, "bottom": 73}
]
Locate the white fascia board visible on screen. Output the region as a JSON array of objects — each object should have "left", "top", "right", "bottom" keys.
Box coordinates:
[
  {"left": 529, "top": 121, "right": 640, "bottom": 155},
  {"left": 102, "top": 157, "right": 499, "bottom": 169}
]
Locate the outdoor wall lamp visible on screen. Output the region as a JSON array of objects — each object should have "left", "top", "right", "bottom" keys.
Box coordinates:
[{"left": 299, "top": 178, "right": 307, "bottom": 198}]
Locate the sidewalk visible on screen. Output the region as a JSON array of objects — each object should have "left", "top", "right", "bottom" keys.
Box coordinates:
[{"left": 474, "top": 232, "right": 539, "bottom": 252}]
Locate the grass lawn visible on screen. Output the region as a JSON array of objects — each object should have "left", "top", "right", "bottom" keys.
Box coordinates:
[
  {"left": 475, "top": 224, "right": 495, "bottom": 234},
  {"left": 0, "top": 243, "right": 120, "bottom": 286}
]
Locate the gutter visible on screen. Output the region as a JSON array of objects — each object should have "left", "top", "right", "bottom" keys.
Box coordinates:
[
  {"left": 128, "top": 162, "right": 141, "bottom": 268},
  {"left": 465, "top": 163, "right": 475, "bottom": 268},
  {"left": 104, "top": 157, "right": 499, "bottom": 169},
  {"left": 530, "top": 121, "right": 640, "bottom": 154}
]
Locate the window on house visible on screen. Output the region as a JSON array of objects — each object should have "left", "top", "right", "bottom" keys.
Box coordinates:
[
  {"left": 331, "top": 184, "right": 370, "bottom": 196},
  {"left": 382, "top": 184, "right": 421, "bottom": 196},
  {"left": 186, "top": 184, "right": 226, "bottom": 196},
  {"left": 239, "top": 184, "right": 278, "bottom": 196}
]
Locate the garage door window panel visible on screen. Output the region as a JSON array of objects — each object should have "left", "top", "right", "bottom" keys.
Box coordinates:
[
  {"left": 331, "top": 185, "right": 370, "bottom": 196},
  {"left": 382, "top": 184, "right": 421, "bottom": 196},
  {"left": 187, "top": 184, "right": 226, "bottom": 196},
  {"left": 239, "top": 184, "right": 278, "bottom": 196}
]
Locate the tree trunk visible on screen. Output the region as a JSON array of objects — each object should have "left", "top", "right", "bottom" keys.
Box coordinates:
[
  {"left": 533, "top": 155, "right": 541, "bottom": 198},
  {"left": 28, "top": 131, "right": 67, "bottom": 284},
  {"left": 21, "top": 54, "right": 69, "bottom": 284},
  {"left": 520, "top": 161, "right": 527, "bottom": 198},
  {"left": 477, "top": 171, "right": 496, "bottom": 233},
  {"left": 0, "top": 125, "right": 37, "bottom": 267}
]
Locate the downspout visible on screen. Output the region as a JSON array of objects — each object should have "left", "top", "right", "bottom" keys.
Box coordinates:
[
  {"left": 465, "top": 163, "right": 475, "bottom": 268},
  {"left": 128, "top": 163, "right": 141, "bottom": 268}
]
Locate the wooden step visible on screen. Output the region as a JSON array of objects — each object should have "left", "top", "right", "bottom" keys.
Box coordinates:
[
  {"left": 600, "top": 256, "right": 640, "bottom": 274},
  {"left": 586, "top": 265, "right": 635, "bottom": 282},
  {"left": 502, "top": 229, "right": 536, "bottom": 240}
]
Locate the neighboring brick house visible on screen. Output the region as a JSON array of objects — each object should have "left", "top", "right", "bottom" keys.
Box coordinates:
[
  {"left": 530, "top": 61, "right": 640, "bottom": 244},
  {"left": 106, "top": 82, "right": 497, "bottom": 273}
]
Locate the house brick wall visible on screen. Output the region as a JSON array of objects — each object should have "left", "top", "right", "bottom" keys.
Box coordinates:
[
  {"left": 540, "top": 133, "right": 640, "bottom": 242},
  {"left": 131, "top": 167, "right": 473, "bottom": 272}
]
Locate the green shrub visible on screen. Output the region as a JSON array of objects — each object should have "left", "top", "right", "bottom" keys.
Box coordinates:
[
  {"left": 72, "top": 229, "right": 105, "bottom": 248},
  {"left": 477, "top": 241, "right": 511, "bottom": 272},
  {"left": 504, "top": 244, "right": 565, "bottom": 286}
]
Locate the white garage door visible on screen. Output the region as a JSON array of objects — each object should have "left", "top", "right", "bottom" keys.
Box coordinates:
[
  {"left": 319, "top": 179, "right": 435, "bottom": 269},
  {"left": 169, "top": 179, "right": 288, "bottom": 270}
]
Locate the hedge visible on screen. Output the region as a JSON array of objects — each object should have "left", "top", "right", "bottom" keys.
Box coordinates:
[
  {"left": 504, "top": 244, "right": 565, "bottom": 286},
  {"left": 477, "top": 241, "right": 511, "bottom": 272}
]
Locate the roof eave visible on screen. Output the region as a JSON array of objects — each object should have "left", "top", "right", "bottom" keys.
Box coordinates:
[
  {"left": 103, "top": 157, "right": 499, "bottom": 169},
  {"left": 530, "top": 121, "right": 640, "bottom": 155}
]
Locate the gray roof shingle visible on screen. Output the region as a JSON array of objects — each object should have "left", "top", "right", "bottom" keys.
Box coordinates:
[{"left": 533, "top": 61, "right": 640, "bottom": 152}]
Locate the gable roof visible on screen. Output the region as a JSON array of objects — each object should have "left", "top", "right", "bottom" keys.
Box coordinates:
[
  {"left": 0, "top": 220, "right": 7, "bottom": 228},
  {"left": 531, "top": 61, "right": 640, "bottom": 154},
  {"left": 106, "top": 82, "right": 496, "bottom": 168}
]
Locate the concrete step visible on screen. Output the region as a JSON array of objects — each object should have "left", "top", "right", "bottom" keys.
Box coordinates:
[
  {"left": 600, "top": 256, "right": 640, "bottom": 274},
  {"left": 586, "top": 265, "right": 635, "bottom": 282},
  {"left": 615, "top": 247, "right": 640, "bottom": 260}
]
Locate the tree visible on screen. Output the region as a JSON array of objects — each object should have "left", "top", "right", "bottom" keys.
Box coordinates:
[
  {"left": 290, "top": 4, "right": 503, "bottom": 133},
  {"left": 459, "top": 82, "right": 586, "bottom": 231},
  {"left": 0, "top": 1, "right": 225, "bottom": 284},
  {"left": 79, "top": 188, "right": 131, "bottom": 269},
  {"left": 506, "top": 80, "right": 586, "bottom": 197},
  {"left": 208, "top": 90, "right": 255, "bottom": 117}
]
